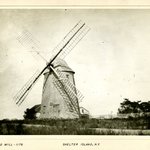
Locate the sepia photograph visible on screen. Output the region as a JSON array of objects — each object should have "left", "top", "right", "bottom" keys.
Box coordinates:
[{"left": 0, "top": 9, "right": 150, "bottom": 135}]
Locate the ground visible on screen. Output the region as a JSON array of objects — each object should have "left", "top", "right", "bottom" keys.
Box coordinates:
[{"left": 0, "top": 117, "right": 150, "bottom": 135}]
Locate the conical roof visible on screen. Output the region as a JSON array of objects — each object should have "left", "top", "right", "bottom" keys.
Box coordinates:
[
  {"left": 52, "top": 58, "right": 74, "bottom": 73},
  {"left": 44, "top": 58, "right": 74, "bottom": 74}
]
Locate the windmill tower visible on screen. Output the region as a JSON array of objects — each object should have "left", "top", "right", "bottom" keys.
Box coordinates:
[
  {"left": 13, "top": 21, "right": 90, "bottom": 119},
  {"left": 40, "top": 59, "right": 80, "bottom": 119}
]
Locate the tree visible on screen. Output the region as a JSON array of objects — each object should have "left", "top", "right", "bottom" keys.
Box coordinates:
[
  {"left": 139, "top": 101, "right": 150, "bottom": 113},
  {"left": 118, "top": 98, "right": 150, "bottom": 114},
  {"left": 118, "top": 98, "right": 137, "bottom": 114},
  {"left": 23, "top": 108, "right": 37, "bottom": 119}
]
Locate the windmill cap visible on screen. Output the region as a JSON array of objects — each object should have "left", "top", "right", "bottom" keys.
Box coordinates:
[
  {"left": 44, "top": 58, "right": 75, "bottom": 74},
  {"left": 52, "top": 58, "right": 75, "bottom": 73}
]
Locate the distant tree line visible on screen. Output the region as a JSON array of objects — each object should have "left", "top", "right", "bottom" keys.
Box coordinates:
[{"left": 118, "top": 98, "right": 150, "bottom": 114}]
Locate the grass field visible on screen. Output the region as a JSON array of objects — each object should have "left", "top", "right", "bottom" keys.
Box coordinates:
[{"left": 0, "top": 117, "right": 150, "bottom": 135}]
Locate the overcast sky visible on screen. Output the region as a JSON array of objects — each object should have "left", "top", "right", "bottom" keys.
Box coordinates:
[{"left": 0, "top": 9, "right": 150, "bottom": 119}]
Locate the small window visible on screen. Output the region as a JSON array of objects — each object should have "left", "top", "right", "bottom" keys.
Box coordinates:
[
  {"left": 50, "top": 102, "right": 53, "bottom": 106},
  {"left": 66, "top": 74, "right": 69, "bottom": 79}
]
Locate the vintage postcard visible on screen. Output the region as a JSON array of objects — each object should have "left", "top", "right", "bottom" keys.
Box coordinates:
[{"left": 0, "top": 1, "right": 150, "bottom": 150}]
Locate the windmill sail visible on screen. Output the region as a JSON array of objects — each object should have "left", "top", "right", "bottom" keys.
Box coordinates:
[
  {"left": 52, "top": 21, "right": 90, "bottom": 60},
  {"left": 53, "top": 78, "right": 78, "bottom": 114},
  {"left": 17, "top": 30, "right": 47, "bottom": 62},
  {"left": 17, "top": 21, "right": 90, "bottom": 62},
  {"left": 51, "top": 67, "right": 82, "bottom": 115},
  {"left": 14, "top": 21, "right": 89, "bottom": 106},
  {"left": 14, "top": 70, "right": 38, "bottom": 105},
  {"left": 55, "top": 69, "right": 84, "bottom": 102},
  {"left": 14, "top": 70, "right": 41, "bottom": 105}
]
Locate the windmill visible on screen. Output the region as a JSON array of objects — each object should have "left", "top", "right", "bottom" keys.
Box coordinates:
[{"left": 13, "top": 21, "right": 90, "bottom": 119}]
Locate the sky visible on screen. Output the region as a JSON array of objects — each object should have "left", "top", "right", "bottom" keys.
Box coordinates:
[{"left": 0, "top": 9, "right": 150, "bottom": 119}]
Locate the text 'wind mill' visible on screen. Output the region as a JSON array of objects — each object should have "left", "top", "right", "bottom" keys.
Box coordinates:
[{"left": 13, "top": 21, "right": 90, "bottom": 119}]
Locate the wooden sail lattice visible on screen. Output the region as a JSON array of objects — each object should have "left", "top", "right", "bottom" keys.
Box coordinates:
[
  {"left": 16, "top": 21, "right": 90, "bottom": 62},
  {"left": 56, "top": 69, "right": 84, "bottom": 102},
  {"left": 14, "top": 70, "right": 40, "bottom": 106},
  {"left": 51, "top": 69, "right": 84, "bottom": 115},
  {"left": 52, "top": 21, "right": 90, "bottom": 60},
  {"left": 52, "top": 81, "right": 79, "bottom": 115}
]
